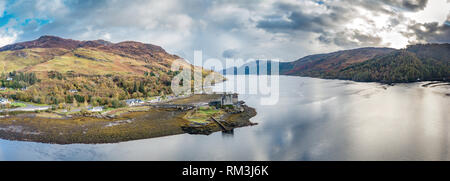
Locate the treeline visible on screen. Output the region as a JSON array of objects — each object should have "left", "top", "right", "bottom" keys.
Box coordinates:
[
  {"left": 292, "top": 50, "right": 449, "bottom": 84},
  {"left": 5, "top": 71, "right": 175, "bottom": 108},
  {"left": 0, "top": 68, "right": 219, "bottom": 107},
  {"left": 337, "top": 51, "right": 449, "bottom": 83},
  {"left": 1, "top": 71, "right": 38, "bottom": 89}
]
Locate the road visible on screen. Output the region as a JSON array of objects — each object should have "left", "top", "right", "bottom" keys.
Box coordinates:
[{"left": 0, "top": 102, "right": 50, "bottom": 112}]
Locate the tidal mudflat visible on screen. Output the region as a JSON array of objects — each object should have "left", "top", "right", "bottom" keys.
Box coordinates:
[{"left": 0, "top": 94, "right": 256, "bottom": 144}]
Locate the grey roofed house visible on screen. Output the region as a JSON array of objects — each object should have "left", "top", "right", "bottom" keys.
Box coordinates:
[
  {"left": 89, "top": 106, "right": 103, "bottom": 112},
  {"left": 221, "top": 93, "right": 238, "bottom": 106},
  {"left": 209, "top": 93, "right": 239, "bottom": 107},
  {"left": 69, "top": 89, "right": 78, "bottom": 93},
  {"left": 125, "top": 99, "right": 144, "bottom": 106},
  {"left": 0, "top": 98, "right": 10, "bottom": 104}
]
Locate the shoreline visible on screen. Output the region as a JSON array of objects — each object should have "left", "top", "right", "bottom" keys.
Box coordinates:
[
  {"left": 223, "top": 74, "right": 449, "bottom": 85},
  {"left": 0, "top": 94, "right": 257, "bottom": 144}
]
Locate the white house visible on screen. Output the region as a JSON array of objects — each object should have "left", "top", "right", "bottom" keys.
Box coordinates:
[
  {"left": 6, "top": 77, "right": 12, "bottom": 81},
  {"left": 0, "top": 87, "right": 6, "bottom": 91},
  {"left": 125, "top": 99, "right": 144, "bottom": 106},
  {"left": 89, "top": 106, "right": 103, "bottom": 112},
  {"left": 69, "top": 89, "right": 78, "bottom": 93},
  {"left": 0, "top": 98, "right": 10, "bottom": 105},
  {"left": 147, "top": 96, "right": 161, "bottom": 103}
]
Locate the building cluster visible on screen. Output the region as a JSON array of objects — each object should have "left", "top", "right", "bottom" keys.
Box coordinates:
[
  {"left": 88, "top": 106, "right": 103, "bottom": 112},
  {"left": 125, "top": 99, "right": 145, "bottom": 106},
  {"left": 208, "top": 93, "right": 244, "bottom": 113}
]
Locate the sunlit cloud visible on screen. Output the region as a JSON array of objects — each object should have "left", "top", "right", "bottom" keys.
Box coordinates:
[{"left": 0, "top": 0, "right": 448, "bottom": 62}]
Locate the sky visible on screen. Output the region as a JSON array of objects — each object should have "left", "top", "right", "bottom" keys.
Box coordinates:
[{"left": 0, "top": 0, "right": 449, "bottom": 63}]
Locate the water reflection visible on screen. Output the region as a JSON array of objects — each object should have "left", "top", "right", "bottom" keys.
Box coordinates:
[
  {"left": 221, "top": 130, "right": 234, "bottom": 138},
  {"left": 0, "top": 76, "right": 448, "bottom": 160}
]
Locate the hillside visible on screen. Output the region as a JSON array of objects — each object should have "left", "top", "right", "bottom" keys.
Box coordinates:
[
  {"left": 225, "top": 44, "right": 449, "bottom": 83},
  {"left": 223, "top": 47, "right": 395, "bottom": 76},
  {"left": 0, "top": 36, "right": 222, "bottom": 107},
  {"left": 281, "top": 47, "right": 395, "bottom": 76},
  {"left": 337, "top": 50, "right": 449, "bottom": 83}
]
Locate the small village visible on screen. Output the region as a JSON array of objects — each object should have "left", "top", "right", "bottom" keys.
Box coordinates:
[
  {"left": 0, "top": 91, "right": 183, "bottom": 113},
  {"left": 0, "top": 91, "right": 256, "bottom": 144},
  {"left": 0, "top": 92, "right": 247, "bottom": 124}
]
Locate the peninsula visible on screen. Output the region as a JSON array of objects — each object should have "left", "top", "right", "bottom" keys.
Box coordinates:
[{"left": 0, "top": 36, "right": 257, "bottom": 144}]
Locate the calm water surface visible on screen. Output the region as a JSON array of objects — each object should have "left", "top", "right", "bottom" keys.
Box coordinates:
[{"left": 0, "top": 76, "right": 449, "bottom": 160}]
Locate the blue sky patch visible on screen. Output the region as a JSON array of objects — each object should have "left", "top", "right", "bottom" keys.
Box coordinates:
[{"left": 0, "top": 14, "right": 14, "bottom": 27}]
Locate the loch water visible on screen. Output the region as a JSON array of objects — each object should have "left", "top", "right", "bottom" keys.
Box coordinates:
[{"left": 0, "top": 76, "right": 449, "bottom": 161}]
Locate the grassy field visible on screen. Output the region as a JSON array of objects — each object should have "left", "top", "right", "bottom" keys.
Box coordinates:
[
  {"left": 29, "top": 102, "right": 50, "bottom": 106},
  {"left": 0, "top": 88, "right": 15, "bottom": 93},
  {"left": 10, "top": 102, "right": 27, "bottom": 108},
  {"left": 0, "top": 48, "right": 62, "bottom": 72},
  {"left": 184, "top": 106, "right": 224, "bottom": 124}
]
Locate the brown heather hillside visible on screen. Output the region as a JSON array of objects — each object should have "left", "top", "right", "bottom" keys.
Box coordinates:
[
  {"left": 281, "top": 47, "right": 396, "bottom": 76},
  {"left": 280, "top": 44, "right": 449, "bottom": 83},
  {"left": 336, "top": 48, "right": 449, "bottom": 83},
  {"left": 225, "top": 44, "right": 449, "bottom": 83},
  {"left": 0, "top": 35, "right": 185, "bottom": 74},
  {"left": 0, "top": 36, "right": 222, "bottom": 107},
  {"left": 224, "top": 47, "right": 395, "bottom": 76}
]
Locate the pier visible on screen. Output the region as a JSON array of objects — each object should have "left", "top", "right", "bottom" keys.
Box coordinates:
[{"left": 210, "top": 117, "right": 232, "bottom": 131}]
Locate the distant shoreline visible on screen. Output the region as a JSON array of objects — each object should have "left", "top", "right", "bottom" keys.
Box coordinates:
[{"left": 221, "top": 74, "right": 450, "bottom": 85}]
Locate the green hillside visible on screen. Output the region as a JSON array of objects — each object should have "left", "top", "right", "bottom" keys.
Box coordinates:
[
  {"left": 337, "top": 50, "right": 449, "bottom": 83},
  {"left": 0, "top": 36, "right": 223, "bottom": 107},
  {"left": 227, "top": 44, "right": 449, "bottom": 84}
]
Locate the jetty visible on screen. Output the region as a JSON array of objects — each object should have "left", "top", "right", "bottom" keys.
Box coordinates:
[{"left": 210, "top": 117, "right": 232, "bottom": 131}]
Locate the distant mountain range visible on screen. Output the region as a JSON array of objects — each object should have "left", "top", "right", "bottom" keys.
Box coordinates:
[
  {"left": 0, "top": 36, "right": 220, "bottom": 106},
  {"left": 224, "top": 44, "right": 450, "bottom": 83}
]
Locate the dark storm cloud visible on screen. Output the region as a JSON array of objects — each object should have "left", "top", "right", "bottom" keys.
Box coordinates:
[
  {"left": 256, "top": 12, "right": 322, "bottom": 32},
  {"left": 256, "top": 1, "right": 386, "bottom": 47},
  {"left": 403, "top": 21, "right": 450, "bottom": 43},
  {"left": 387, "top": 0, "right": 428, "bottom": 11},
  {"left": 256, "top": 0, "right": 429, "bottom": 33},
  {"left": 256, "top": 2, "right": 352, "bottom": 33},
  {"left": 318, "top": 30, "right": 383, "bottom": 47},
  {"left": 255, "top": 0, "right": 448, "bottom": 49},
  {"left": 1, "top": 0, "right": 449, "bottom": 62},
  {"left": 345, "top": 0, "right": 428, "bottom": 13}
]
